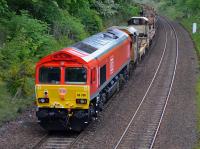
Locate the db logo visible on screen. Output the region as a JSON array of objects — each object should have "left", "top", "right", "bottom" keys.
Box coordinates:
[{"left": 59, "top": 88, "right": 67, "bottom": 95}]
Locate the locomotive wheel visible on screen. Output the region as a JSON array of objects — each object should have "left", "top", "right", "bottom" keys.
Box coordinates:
[
  {"left": 70, "top": 110, "right": 91, "bottom": 132},
  {"left": 98, "top": 97, "right": 104, "bottom": 111},
  {"left": 119, "top": 74, "right": 125, "bottom": 87}
]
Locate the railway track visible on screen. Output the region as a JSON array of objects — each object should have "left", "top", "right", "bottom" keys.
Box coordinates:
[
  {"left": 32, "top": 131, "right": 80, "bottom": 149},
  {"left": 33, "top": 88, "right": 123, "bottom": 149},
  {"left": 113, "top": 17, "right": 179, "bottom": 149}
]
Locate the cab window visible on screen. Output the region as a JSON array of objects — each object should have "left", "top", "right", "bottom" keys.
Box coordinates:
[
  {"left": 65, "top": 67, "right": 87, "bottom": 84},
  {"left": 39, "top": 67, "right": 60, "bottom": 84},
  {"left": 128, "top": 19, "right": 146, "bottom": 25}
]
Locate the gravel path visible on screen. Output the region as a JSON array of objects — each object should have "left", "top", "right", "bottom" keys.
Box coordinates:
[{"left": 0, "top": 108, "right": 46, "bottom": 149}]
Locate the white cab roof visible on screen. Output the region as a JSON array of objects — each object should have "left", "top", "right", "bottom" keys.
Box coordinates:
[
  {"left": 109, "top": 26, "right": 139, "bottom": 36},
  {"left": 130, "top": 17, "right": 149, "bottom": 22}
]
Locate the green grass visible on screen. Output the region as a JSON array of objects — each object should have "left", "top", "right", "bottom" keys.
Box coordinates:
[
  {"left": 195, "top": 78, "right": 200, "bottom": 149},
  {"left": 181, "top": 17, "right": 200, "bottom": 148},
  {"left": 181, "top": 17, "right": 200, "bottom": 55},
  {"left": 0, "top": 80, "right": 33, "bottom": 125}
]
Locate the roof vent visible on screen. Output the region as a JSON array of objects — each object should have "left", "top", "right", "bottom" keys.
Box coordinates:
[
  {"left": 103, "top": 32, "right": 118, "bottom": 39},
  {"left": 72, "top": 42, "right": 98, "bottom": 54}
]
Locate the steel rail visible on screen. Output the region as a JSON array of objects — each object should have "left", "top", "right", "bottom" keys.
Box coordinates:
[
  {"left": 32, "top": 134, "right": 49, "bottom": 149},
  {"left": 67, "top": 19, "right": 163, "bottom": 149},
  {"left": 114, "top": 17, "right": 170, "bottom": 149},
  {"left": 149, "top": 17, "right": 179, "bottom": 149}
]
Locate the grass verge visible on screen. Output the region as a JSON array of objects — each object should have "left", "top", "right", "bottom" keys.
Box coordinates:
[
  {"left": 195, "top": 78, "right": 200, "bottom": 148},
  {"left": 0, "top": 80, "right": 33, "bottom": 126},
  {"left": 181, "top": 17, "right": 200, "bottom": 148}
]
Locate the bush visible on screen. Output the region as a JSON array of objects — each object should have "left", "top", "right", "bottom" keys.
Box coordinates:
[
  {"left": 0, "top": 0, "right": 9, "bottom": 17},
  {"left": 5, "top": 60, "right": 34, "bottom": 96},
  {"left": 78, "top": 9, "right": 103, "bottom": 34},
  {"left": 0, "top": 11, "right": 60, "bottom": 96},
  {"left": 52, "top": 10, "right": 88, "bottom": 42},
  {"left": 118, "top": 4, "right": 140, "bottom": 20},
  {"left": 92, "top": 0, "right": 118, "bottom": 18}
]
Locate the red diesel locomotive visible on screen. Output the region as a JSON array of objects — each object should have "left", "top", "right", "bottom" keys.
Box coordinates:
[{"left": 35, "top": 28, "right": 135, "bottom": 131}]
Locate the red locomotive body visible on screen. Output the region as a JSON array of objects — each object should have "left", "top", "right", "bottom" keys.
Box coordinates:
[{"left": 35, "top": 28, "right": 132, "bottom": 131}]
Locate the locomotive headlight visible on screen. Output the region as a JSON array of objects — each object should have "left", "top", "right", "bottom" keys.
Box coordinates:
[
  {"left": 76, "top": 99, "right": 87, "bottom": 104},
  {"left": 38, "top": 98, "right": 49, "bottom": 103},
  {"left": 41, "top": 98, "right": 45, "bottom": 103}
]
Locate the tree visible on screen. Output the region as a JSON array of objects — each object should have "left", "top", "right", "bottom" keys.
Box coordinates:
[
  {"left": 0, "top": 12, "right": 60, "bottom": 96},
  {"left": 0, "top": 0, "right": 10, "bottom": 17}
]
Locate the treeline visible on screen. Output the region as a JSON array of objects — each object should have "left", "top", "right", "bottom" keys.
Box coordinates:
[
  {"left": 151, "top": 0, "right": 200, "bottom": 18},
  {"left": 0, "top": 0, "right": 139, "bottom": 98}
]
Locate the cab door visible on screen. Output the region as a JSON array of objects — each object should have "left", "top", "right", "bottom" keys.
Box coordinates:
[
  {"left": 90, "top": 67, "right": 98, "bottom": 99},
  {"left": 133, "top": 34, "right": 139, "bottom": 63}
]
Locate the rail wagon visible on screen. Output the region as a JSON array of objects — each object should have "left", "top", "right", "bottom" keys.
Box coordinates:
[
  {"left": 128, "top": 16, "right": 156, "bottom": 59},
  {"left": 110, "top": 26, "right": 139, "bottom": 64},
  {"left": 35, "top": 28, "right": 132, "bottom": 131}
]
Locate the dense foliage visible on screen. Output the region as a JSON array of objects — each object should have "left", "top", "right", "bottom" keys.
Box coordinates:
[
  {"left": 135, "top": 0, "right": 200, "bottom": 19},
  {"left": 0, "top": 0, "right": 139, "bottom": 98},
  {"left": 134, "top": 0, "right": 200, "bottom": 50},
  {"left": 133, "top": 0, "right": 200, "bottom": 55}
]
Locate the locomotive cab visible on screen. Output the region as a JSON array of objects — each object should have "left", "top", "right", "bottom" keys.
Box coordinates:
[
  {"left": 128, "top": 17, "right": 151, "bottom": 59},
  {"left": 128, "top": 17, "right": 149, "bottom": 37},
  {"left": 36, "top": 64, "right": 90, "bottom": 109},
  {"left": 109, "top": 26, "right": 139, "bottom": 64},
  {"left": 35, "top": 50, "right": 92, "bottom": 131}
]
